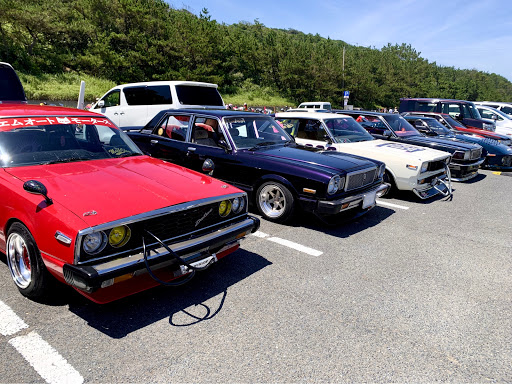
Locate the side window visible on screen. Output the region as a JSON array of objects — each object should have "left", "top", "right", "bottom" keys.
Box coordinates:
[
  {"left": 123, "top": 86, "right": 146, "bottom": 106},
  {"left": 154, "top": 114, "right": 190, "bottom": 141},
  {"left": 146, "top": 86, "right": 172, "bottom": 104},
  {"left": 191, "top": 117, "right": 223, "bottom": 147},
  {"left": 442, "top": 103, "right": 462, "bottom": 119},
  {"left": 415, "top": 102, "right": 437, "bottom": 112},
  {"left": 100, "top": 90, "right": 120, "bottom": 108},
  {"left": 500, "top": 106, "right": 512, "bottom": 115},
  {"left": 276, "top": 119, "right": 300, "bottom": 136},
  {"left": 478, "top": 109, "right": 494, "bottom": 120},
  {"left": 297, "top": 120, "right": 324, "bottom": 140}
]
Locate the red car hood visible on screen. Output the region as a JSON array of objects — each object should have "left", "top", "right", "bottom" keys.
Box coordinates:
[{"left": 6, "top": 156, "right": 239, "bottom": 227}]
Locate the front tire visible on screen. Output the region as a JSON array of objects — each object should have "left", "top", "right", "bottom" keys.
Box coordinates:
[
  {"left": 6, "top": 222, "right": 52, "bottom": 299},
  {"left": 256, "top": 181, "right": 295, "bottom": 223}
]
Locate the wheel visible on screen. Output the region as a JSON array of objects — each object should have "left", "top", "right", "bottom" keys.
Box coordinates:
[
  {"left": 256, "top": 181, "right": 295, "bottom": 223},
  {"left": 382, "top": 170, "right": 397, "bottom": 197},
  {"left": 6, "top": 222, "right": 52, "bottom": 299}
]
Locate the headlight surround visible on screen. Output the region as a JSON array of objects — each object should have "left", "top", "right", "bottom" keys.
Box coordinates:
[
  {"left": 327, "top": 175, "right": 344, "bottom": 194},
  {"left": 231, "top": 196, "right": 246, "bottom": 214},
  {"left": 483, "top": 123, "right": 495, "bottom": 131},
  {"left": 83, "top": 232, "right": 107, "bottom": 255},
  {"left": 378, "top": 164, "right": 386, "bottom": 179},
  {"left": 108, "top": 225, "right": 131, "bottom": 248},
  {"left": 452, "top": 150, "right": 468, "bottom": 160},
  {"left": 420, "top": 162, "right": 428, "bottom": 174}
]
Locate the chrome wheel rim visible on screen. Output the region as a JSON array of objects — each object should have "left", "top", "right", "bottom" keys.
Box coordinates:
[
  {"left": 6, "top": 233, "right": 32, "bottom": 289},
  {"left": 259, "top": 184, "right": 286, "bottom": 218}
]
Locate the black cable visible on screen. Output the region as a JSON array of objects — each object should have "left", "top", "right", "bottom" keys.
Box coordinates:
[{"left": 142, "top": 229, "right": 214, "bottom": 286}]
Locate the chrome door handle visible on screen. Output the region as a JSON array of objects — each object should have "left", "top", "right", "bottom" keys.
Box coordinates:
[
  {"left": 187, "top": 147, "right": 196, "bottom": 152},
  {"left": 150, "top": 140, "right": 158, "bottom": 145}
]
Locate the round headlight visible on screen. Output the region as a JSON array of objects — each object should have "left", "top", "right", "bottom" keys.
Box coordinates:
[
  {"left": 109, "top": 225, "right": 131, "bottom": 248},
  {"left": 327, "top": 175, "right": 341, "bottom": 195},
  {"left": 232, "top": 197, "right": 240, "bottom": 212},
  {"left": 83, "top": 232, "right": 107, "bottom": 255},
  {"left": 219, "top": 200, "right": 232, "bottom": 217},
  {"left": 420, "top": 162, "right": 428, "bottom": 174}
]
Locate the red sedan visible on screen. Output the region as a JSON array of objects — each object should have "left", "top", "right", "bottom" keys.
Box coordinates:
[{"left": 0, "top": 104, "right": 259, "bottom": 303}]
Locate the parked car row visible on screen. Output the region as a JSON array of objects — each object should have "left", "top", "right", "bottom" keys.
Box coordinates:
[{"left": 1, "top": 67, "right": 509, "bottom": 305}]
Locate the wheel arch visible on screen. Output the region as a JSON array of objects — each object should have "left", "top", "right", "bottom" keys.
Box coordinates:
[{"left": 252, "top": 174, "right": 299, "bottom": 200}]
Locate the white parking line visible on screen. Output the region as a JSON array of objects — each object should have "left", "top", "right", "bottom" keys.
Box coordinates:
[
  {"left": 9, "top": 332, "right": 83, "bottom": 384},
  {"left": 252, "top": 231, "right": 323, "bottom": 256},
  {"left": 0, "top": 300, "right": 28, "bottom": 336},
  {"left": 376, "top": 200, "right": 410, "bottom": 210},
  {"left": 267, "top": 237, "right": 323, "bottom": 257}
]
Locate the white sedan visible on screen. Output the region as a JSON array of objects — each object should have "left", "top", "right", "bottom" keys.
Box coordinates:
[
  {"left": 275, "top": 112, "right": 452, "bottom": 199},
  {"left": 475, "top": 105, "right": 512, "bottom": 138}
]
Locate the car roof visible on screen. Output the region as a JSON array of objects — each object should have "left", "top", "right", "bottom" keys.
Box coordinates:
[
  {"left": 333, "top": 109, "right": 389, "bottom": 116},
  {"left": 155, "top": 108, "right": 264, "bottom": 118},
  {"left": 400, "top": 97, "right": 474, "bottom": 104},
  {"left": 0, "top": 104, "right": 111, "bottom": 119},
  {"left": 111, "top": 80, "right": 218, "bottom": 89},
  {"left": 276, "top": 111, "right": 350, "bottom": 119}
]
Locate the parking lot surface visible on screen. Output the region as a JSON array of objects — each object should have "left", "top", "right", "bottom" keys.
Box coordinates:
[{"left": 0, "top": 169, "right": 511, "bottom": 383}]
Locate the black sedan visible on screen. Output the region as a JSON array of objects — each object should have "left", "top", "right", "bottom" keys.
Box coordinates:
[
  {"left": 126, "top": 109, "right": 389, "bottom": 223},
  {"left": 404, "top": 115, "right": 512, "bottom": 170},
  {"left": 338, "top": 111, "right": 484, "bottom": 181}
]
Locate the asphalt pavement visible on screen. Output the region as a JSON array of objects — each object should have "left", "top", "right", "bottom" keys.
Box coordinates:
[{"left": 0, "top": 169, "right": 511, "bottom": 383}]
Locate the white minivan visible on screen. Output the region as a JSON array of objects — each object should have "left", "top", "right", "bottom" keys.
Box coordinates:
[{"left": 91, "top": 81, "right": 225, "bottom": 129}]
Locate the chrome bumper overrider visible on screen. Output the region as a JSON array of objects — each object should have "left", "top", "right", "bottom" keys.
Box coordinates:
[{"left": 63, "top": 216, "right": 260, "bottom": 292}]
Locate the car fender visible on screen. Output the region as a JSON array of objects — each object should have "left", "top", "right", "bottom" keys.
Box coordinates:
[{"left": 254, "top": 174, "right": 300, "bottom": 198}]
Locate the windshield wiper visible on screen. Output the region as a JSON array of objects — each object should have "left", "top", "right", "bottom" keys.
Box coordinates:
[
  {"left": 116, "top": 152, "right": 141, "bottom": 158},
  {"left": 43, "top": 156, "right": 91, "bottom": 165},
  {"left": 249, "top": 141, "right": 279, "bottom": 150}
]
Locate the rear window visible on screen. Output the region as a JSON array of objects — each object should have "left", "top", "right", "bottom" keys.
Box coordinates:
[
  {"left": 175, "top": 85, "right": 224, "bottom": 107},
  {"left": 0, "top": 64, "right": 26, "bottom": 102}
]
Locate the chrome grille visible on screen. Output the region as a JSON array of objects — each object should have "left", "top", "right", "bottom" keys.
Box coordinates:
[
  {"left": 345, "top": 167, "right": 377, "bottom": 191},
  {"left": 470, "top": 148, "right": 482, "bottom": 160},
  {"left": 426, "top": 160, "right": 446, "bottom": 172}
]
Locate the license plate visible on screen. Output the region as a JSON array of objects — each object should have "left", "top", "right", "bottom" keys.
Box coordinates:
[
  {"left": 180, "top": 255, "right": 217, "bottom": 275},
  {"left": 362, "top": 190, "right": 377, "bottom": 209}
]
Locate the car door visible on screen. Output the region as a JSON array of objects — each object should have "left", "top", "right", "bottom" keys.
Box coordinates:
[
  {"left": 294, "top": 119, "right": 331, "bottom": 149},
  {"left": 183, "top": 116, "right": 238, "bottom": 183},
  {"left": 92, "top": 90, "right": 121, "bottom": 126},
  {"left": 119, "top": 86, "right": 148, "bottom": 128},
  {"left": 130, "top": 113, "right": 192, "bottom": 165}
]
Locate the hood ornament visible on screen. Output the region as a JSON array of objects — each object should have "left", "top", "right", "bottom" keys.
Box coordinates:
[{"left": 83, "top": 210, "right": 97, "bottom": 217}]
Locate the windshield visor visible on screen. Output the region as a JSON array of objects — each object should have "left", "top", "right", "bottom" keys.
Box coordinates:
[{"left": 0, "top": 116, "right": 142, "bottom": 167}]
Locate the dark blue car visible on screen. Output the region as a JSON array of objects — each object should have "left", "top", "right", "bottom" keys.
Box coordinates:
[
  {"left": 126, "top": 109, "right": 389, "bottom": 223},
  {"left": 404, "top": 115, "right": 512, "bottom": 170}
]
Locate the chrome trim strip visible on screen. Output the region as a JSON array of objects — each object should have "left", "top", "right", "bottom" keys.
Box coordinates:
[
  {"left": 321, "top": 183, "right": 389, "bottom": 211},
  {"left": 86, "top": 218, "right": 255, "bottom": 276},
  {"left": 74, "top": 192, "right": 247, "bottom": 262}
]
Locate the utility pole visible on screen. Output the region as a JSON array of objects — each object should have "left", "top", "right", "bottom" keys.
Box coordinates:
[{"left": 342, "top": 45, "right": 345, "bottom": 90}]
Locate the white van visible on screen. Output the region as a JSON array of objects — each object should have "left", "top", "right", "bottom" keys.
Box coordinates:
[
  {"left": 474, "top": 101, "right": 512, "bottom": 117},
  {"left": 91, "top": 81, "right": 225, "bottom": 129},
  {"left": 297, "top": 101, "right": 332, "bottom": 111}
]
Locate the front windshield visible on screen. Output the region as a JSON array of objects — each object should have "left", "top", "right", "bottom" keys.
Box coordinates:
[
  {"left": 467, "top": 102, "right": 482, "bottom": 119},
  {"left": 0, "top": 116, "right": 142, "bottom": 167},
  {"left": 382, "top": 115, "right": 420, "bottom": 137},
  {"left": 224, "top": 116, "right": 291, "bottom": 149},
  {"left": 408, "top": 117, "right": 452, "bottom": 135},
  {"left": 324, "top": 117, "right": 374, "bottom": 142},
  {"left": 442, "top": 114, "right": 466, "bottom": 129}
]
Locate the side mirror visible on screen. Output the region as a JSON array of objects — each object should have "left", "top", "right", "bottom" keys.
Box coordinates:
[
  {"left": 97, "top": 100, "right": 105, "bottom": 108},
  {"left": 383, "top": 129, "right": 393, "bottom": 137},
  {"left": 323, "top": 134, "right": 332, "bottom": 144},
  {"left": 491, "top": 114, "right": 498, "bottom": 120},
  {"left": 23, "top": 180, "right": 53, "bottom": 205},
  {"left": 217, "top": 139, "right": 230, "bottom": 152}
]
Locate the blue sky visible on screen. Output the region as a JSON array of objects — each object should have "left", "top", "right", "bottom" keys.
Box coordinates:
[{"left": 172, "top": 0, "right": 512, "bottom": 82}]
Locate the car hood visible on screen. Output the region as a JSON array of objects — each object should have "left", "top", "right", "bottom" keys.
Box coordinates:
[
  {"left": 452, "top": 134, "right": 512, "bottom": 155},
  {"left": 402, "top": 135, "right": 481, "bottom": 152},
  {"left": 244, "top": 144, "right": 377, "bottom": 173},
  {"left": 5, "top": 156, "right": 240, "bottom": 227},
  {"left": 334, "top": 139, "right": 449, "bottom": 163}
]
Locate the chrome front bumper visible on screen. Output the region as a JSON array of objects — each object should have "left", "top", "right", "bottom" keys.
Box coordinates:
[
  {"left": 316, "top": 183, "right": 390, "bottom": 215},
  {"left": 63, "top": 216, "right": 260, "bottom": 292}
]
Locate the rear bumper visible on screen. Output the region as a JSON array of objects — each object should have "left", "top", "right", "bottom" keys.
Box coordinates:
[
  {"left": 63, "top": 216, "right": 260, "bottom": 293},
  {"left": 315, "top": 183, "right": 390, "bottom": 215}
]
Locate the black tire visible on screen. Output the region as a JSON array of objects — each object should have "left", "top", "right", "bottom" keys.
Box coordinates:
[
  {"left": 6, "top": 222, "right": 52, "bottom": 299},
  {"left": 383, "top": 170, "right": 397, "bottom": 197},
  {"left": 256, "top": 181, "right": 295, "bottom": 223}
]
